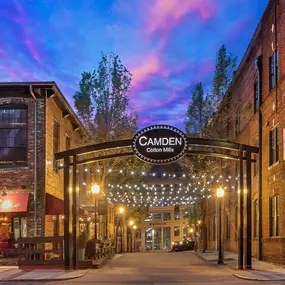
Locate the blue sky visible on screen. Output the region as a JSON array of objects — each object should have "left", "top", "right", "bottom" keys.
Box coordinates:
[{"left": 0, "top": 0, "right": 268, "bottom": 130}]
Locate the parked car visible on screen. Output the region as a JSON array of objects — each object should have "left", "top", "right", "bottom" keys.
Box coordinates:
[{"left": 170, "top": 240, "right": 195, "bottom": 252}]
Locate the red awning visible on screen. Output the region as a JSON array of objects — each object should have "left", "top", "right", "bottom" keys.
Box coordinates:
[
  {"left": 46, "top": 193, "right": 64, "bottom": 215},
  {"left": 46, "top": 193, "right": 91, "bottom": 216},
  {"left": 0, "top": 193, "right": 29, "bottom": 213}
]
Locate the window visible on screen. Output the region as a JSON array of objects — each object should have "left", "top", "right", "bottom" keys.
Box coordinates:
[
  {"left": 0, "top": 105, "right": 27, "bottom": 165},
  {"left": 163, "top": 212, "right": 171, "bottom": 220},
  {"left": 270, "top": 195, "right": 279, "bottom": 236},
  {"left": 269, "top": 50, "right": 278, "bottom": 91},
  {"left": 144, "top": 214, "right": 153, "bottom": 222},
  {"left": 226, "top": 215, "right": 230, "bottom": 239},
  {"left": 254, "top": 200, "right": 258, "bottom": 237},
  {"left": 254, "top": 81, "right": 258, "bottom": 113},
  {"left": 53, "top": 119, "right": 60, "bottom": 173},
  {"left": 254, "top": 141, "right": 259, "bottom": 177},
  {"left": 174, "top": 206, "right": 180, "bottom": 220},
  {"left": 66, "top": 135, "right": 71, "bottom": 150},
  {"left": 235, "top": 107, "right": 240, "bottom": 137},
  {"left": 153, "top": 213, "right": 161, "bottom": 221},
  {"left": 174, "top": 226, "right": 180, "bottom": 237},
  {"left": 269, "top": 127, "right": 279, "bottom": 166}
]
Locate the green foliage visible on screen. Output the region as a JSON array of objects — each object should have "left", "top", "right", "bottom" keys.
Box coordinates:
[
  {"left": 211, "top": 44, "right": 237, "bottom": 111},
  {"left": 73, "top": 53, "right": 150, "bottom": 189},
  {"left": 125, "top": 207, "right": 149, "bottom": 226},
  {"left": 185, "top": 82, "right": 206, "bottom": 136},
  {"left": 74, "top": 53, "right": 137, "bottom": 141},
  {"left": 184, "top": 203, "right": 203, "bottom": 226}
]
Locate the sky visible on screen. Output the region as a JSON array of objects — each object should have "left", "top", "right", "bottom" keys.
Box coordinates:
[{"left": 0, "top": 0, "right": 268, "bottom": 131}]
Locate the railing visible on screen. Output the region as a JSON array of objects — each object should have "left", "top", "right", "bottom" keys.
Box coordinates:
[
  {"left": 17, "top": 236, "right": 64, "bottom": 267},
  {"left": 94, "top": 243, "right": 115, "bottom": 259}
]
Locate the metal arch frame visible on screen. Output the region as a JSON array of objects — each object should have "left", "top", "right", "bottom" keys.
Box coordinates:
[{"left": 55, "top": 137, "right": 258, "bottom": 270}]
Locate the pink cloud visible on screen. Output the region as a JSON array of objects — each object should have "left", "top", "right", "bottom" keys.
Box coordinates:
[
  {"left": 130, "top": 52, "right": 167, "bottom": 87},
  {"left": 146, "top": 0, "right": 217, "bottom": 36},
  {"left": 12, "top": 0, "right": 43, "bottom": 66}
]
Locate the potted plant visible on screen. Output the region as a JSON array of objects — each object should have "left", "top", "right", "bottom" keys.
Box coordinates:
[{"left": 79, "top": 231, "right": 87, "bottom": 260}]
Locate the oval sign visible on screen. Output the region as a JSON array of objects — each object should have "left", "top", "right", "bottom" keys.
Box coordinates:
[{"left": 133, "top": 125, "right": 188, "bottom": 164}]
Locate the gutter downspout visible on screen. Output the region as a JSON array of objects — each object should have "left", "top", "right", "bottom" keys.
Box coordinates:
[
  {"left": 29, "top": 85, "right": 37, "bottom": 237},
  {"left": 256, "top": 56, "right": 262, "bottom": 260}
]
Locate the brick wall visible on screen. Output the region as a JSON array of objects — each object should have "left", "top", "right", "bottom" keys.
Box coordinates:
[
  {"left": 0, "top": 84, "right": 87, "bottom": 238},
  {"left": 204, "top": 0, "right": 285, "bottom": 264}
]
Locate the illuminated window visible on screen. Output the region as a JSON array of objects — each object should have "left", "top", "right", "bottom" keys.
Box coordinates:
[
  {"left": 174, "top": 226, "right": 180, "bottom": 237},
  {"left": 269, "top": 127, "right": 279, "bottom": 166},
  {"left": 254, "top": 200, "right": 258, "bottom": 237},
  {"left": 269, "top": 195, "right": 279, "bottom": 237}
]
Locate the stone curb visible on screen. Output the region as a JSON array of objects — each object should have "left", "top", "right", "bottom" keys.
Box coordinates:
[
  {"left": 93, "top": 254, "right": 115, "bottom": 269},
  {"left": 233, "top": 273, "right": 285, "bottom": 282},
  {"left": 0, "top": 269, "right": 90, "bottom": 282}
]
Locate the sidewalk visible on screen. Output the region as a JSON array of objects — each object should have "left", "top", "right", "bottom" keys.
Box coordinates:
[
  {"left": 196, "top": 250, "right": 285, "bottom": 281},
  {"left": 0, "top": 266, "right": 89, "bottom": 281}
]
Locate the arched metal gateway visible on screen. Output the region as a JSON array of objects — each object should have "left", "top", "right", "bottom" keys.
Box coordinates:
[{"left": 55, "top": 125, "right": 258, "bottom": 270}]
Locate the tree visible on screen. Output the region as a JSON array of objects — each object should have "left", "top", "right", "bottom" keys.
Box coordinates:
[
  {"left": 73, "top": 53, "right": 148, "bottom": 188},
  {"left": 211, "top": 44, "right": 237, "bottom": 111},
  {"left": 185, "top": 82, "right": 206, "bottom": 136}
]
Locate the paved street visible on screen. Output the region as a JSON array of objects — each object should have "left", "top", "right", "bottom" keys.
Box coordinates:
[
  {"left": 0, "top": 251, "right": 279, "bottom": 285},
  {"left": 2, "top": 251, "right": 285, "bottom": 284}
]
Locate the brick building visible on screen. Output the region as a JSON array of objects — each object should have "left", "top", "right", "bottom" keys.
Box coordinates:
[
  {"left": 0, "top": 82, "right": 114, "bottom": 244},
  {"left": 204, "top": 0, "right": 285, "bottom": 264}
]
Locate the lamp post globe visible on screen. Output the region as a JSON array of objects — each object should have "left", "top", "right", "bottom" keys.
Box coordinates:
[
  {"left": 91, "top": 184, "right": 100, "bottom": 194},
  {"left": 129, "top": 220, "right": 134, "bottom": 226},
  {"left": 216, "top": 187, "right": 224, "bottom": 198}
]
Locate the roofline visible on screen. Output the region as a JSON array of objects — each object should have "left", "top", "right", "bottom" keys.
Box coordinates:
[{"left": 0, "top": 81, "right": 89, "bottom": 137}]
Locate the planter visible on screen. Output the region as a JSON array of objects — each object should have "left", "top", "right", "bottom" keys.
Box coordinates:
[{"left": 79, "top": 248, "right": 85, "bottom": 261}]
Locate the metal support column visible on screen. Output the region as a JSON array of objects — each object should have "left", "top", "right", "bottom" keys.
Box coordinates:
[
  {"left": 238, "top": 146, "right": 244, "bottom": 270},
  {"left": 72, "top": 155, "right": 79, "bottom": 269},
  {"left": 64, "top": 155, "right": 71, "bottom": 269},
  {"left": 245, "top": 148, "right": 252, "bottom": 269}
]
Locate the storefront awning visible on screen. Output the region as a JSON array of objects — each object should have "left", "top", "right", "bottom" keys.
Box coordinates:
[
  {"left": 46, "top": 193, "right": 89, "bottom": 216},
  {"left": 0, "top": 193, "right": 29, "bottom": 213},
  {"left": 46, "top": 193, "right": 64, "bottom": 215}
]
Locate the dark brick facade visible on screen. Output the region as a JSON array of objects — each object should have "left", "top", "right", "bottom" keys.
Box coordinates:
[{"left": 204, "top": 0, "right": 285, "bottom": 264}]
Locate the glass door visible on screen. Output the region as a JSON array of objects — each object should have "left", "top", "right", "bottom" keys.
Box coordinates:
[
  {"left": 145, "top": 228, "right": 153, "bottom": 250},
  {"left": 153, "top": 227, "right": 161, "bottom": 250}
]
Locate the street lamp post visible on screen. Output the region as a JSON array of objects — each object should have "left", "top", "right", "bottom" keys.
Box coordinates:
[
  {"left": 118, "top": 207, "right": 125, "bottom": 253},
  {"left": 216, "top": 187, "right": 225, "bottom": 265},
  {"left": 91, "top": 184, "right": 100, "bottom": 259},
  {"left": 133, "top": 225, "right": 137, "bottom": 252},
  {"left": 129, "top": 220, "right": 134, "bottom": 252}
]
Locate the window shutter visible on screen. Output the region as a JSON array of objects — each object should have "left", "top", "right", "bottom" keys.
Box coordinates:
[
  {"left": 275, "top": 128, "right": 279, "bottom": 163},
  {"left": 269, "top": 130, "right": 273, "bottom": 165}
]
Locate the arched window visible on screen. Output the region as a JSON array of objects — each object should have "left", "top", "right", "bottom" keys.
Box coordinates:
[{"left": 0, "top": 104, "right": 27, "bottom": 166}]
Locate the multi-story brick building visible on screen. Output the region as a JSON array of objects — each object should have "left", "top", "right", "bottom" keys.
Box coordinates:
[
  {"left": 0, "top": 82, "right": 115, "bottom": 244},
  {"left": 204, "top": 0, "right": 285, "bottom": 264},
  {"left": 136, "top": 206, "right": 188, "bottom": 251}
]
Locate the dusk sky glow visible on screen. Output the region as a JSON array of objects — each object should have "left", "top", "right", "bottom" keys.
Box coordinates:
[{"left": 0, "top": 0, "right": 268, "bottom": 130}]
